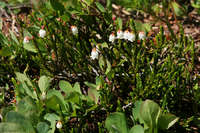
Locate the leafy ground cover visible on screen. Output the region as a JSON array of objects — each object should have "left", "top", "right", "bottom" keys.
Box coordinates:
[{"left": 0, "top": 0, "right": 200, "bottom": 132}]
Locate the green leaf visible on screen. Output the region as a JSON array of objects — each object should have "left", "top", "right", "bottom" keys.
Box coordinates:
[
  {"left": 84, "top": 81, "right": 97, "bottom": 89},
  {"left": 171, "top": 2, "right": 184, "bottom": 16},
  {"left": 84, "top": 0, "right": 94, "bottom": 6},
  {"left": 129, "top": 125, "right": 144, "bottom": 133},
  {"left": 44, "top": 113, "right": 60, "bottom": 133},
  {"left": 0, "top": 47, "right": 12, "bottom": 57},
  {"left": 99, "top": 56, "right": 105, "bottom": 71},
  {"left": 105, "top": 59, "right": 111, "bottom": 75},
  {"left": 0, "top": 122, "right": 25, "bottom": 133},
  {"left": 50, "top": 0, "right": 65, "bottom": 11},
  {"left": 84, "top": 81, "right": 99, "bottom": 104},
  {"left": 140, "top": 100, "right": 161, "bottom": 129},
  {"left": 132, "top": 101, "right": 144, "bottom": 124},
  {"left": 38, "top": 76, "right": 51, "bottom": 92},
  {"left": 117, "top": 17, "right": 123, "bottom": 29},
  {"left": 73, "top": 82, "right": 82, "bottom": 94},
  {"left": 37, "top": 122, "right": 50, "bottom": 133},
  {"left": 88, "top": 86, "right": 99, "bottom": 104},
  {"left": 17, "top": 96, "right": 38, "bottom": 120},
  {"left": 9, "top": 30, "right": 19, "bottom": 45},
  {"left": 59, "top": 80, "right": 73, "bottom": 94},
  {"left": 46, "top": 89, "right": 68, "bottom": 111},
  {"left": 95, "top": 2, "right": 105, "bottom": 12},
  {"left": 105, "top": 112, "right": 128, "bottom": 133},
  {"left": 15, "top": 72, "right": 37, "bottom": 99},
  {"left": 23, "top": 42, "right": 38, "bottom": 53},
  {"left": 5, "top": 111, "right": 35, "bottom": 133},
  {"left": 158, "top": 114, "right": 179, "bottom": 130}
]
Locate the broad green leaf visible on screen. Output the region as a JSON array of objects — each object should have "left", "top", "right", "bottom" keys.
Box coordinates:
[
  {"left": 66, "top": 92, "right": 81, "bottom": 104},
  {"left": 44, "top": 113, "right": 60, "bottom": 122},
  {"left": 84, "top": 81, "right": 99, "bottom": 104},
  {"left": 158, "top": 114, "right": 179, "bottom": 130},
  {"left": 140, "top": 100, "right": 161, "bottom": 129},
  {"left": 5, "top": 111, "right": 35, "bottom": 133},
  {"left": 88, "top": 86, "right": 99, "bottom": 104},
  {"left": 129, "top": 125, "right": 144, "bottom": 133},
  {"left": 84, "top": 81, "right": 97, "bottom": 89},
  {"left": 38, "top": 76, "right": 51, "bottom": 92},
  {"left": 15, "top": 72, "right": 37, "bottom": 99},
  {"left": 132, "top": 101, "right": 144, "bottom": 124},
  {"left": 0, "top": 47, "right": 12, "bottom": 57},
  {"left": 105, "top": 112, "right": 128, "bottom": 133},
  {"left": 23, "top": 42, "right": 38, "bottom": 53},
  {"left": 0, "top": 122, "right": 25, "bottom": 133},
  {"left": 46, "top": 89, "right": 68, "bottom": 111},
  {"left": 17, "top": 96, "right": 38, "bottom": 120},
  {"left": 73, "top": 82, "right": 82, "bottom": 94},
  {"left": 95, "top": 2, "right": 105, "bottom": 12},
  {"left": 37, "top": 122, "right": 50, "bottom": 133},
  {"left": 59, "top": 80, "right": 73, "bottom": 94},
  {"left": 44, "top": 113, "right": 60, "bottom": 133}
]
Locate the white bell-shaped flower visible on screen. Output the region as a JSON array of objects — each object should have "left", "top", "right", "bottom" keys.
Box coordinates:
[
  {"left": 90, "top": 47, "right": 99, "bottom": 60},
  {"left": 109, "top": 33, "right": 115, "bottom": 43},
  {"left": 71, "top": 25, "right": 78, "bottom": 35},
  {"left": 56, "top": 121, "right": 62, "bottom": 129},
  {"left": 117, "top": 30, "right": 124, "bottom": 39},
  {"left": 39, "top": 29, "right": 46, "bottom": 38},
  {"left": 139, "top": 31, "right": 146, "bottom": 40}
]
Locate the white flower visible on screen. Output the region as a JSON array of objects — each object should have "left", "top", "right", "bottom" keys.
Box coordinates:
[
  {"left": 109, "top": 33, "right": 115, "bottom": 43},
  {"left": 39, "top": 29, "right": 46, "bottom": 38},
  {"left": 90, "top": 47, "right": 99, "bottom": 60},
  {"left": 123, "top": 30, "right": 130, "bottom": 40},
  {"left": 139, "top": 31, "right": 146, "bottom": 40},
  {"left": 128, "top": 32, "right": 135, "bottom": 42},
  {"left": 23, "top": 36, "right": 29, "bottom": 43},
  {"left": 56, "top": 121, "right": 62, "bottom": 129},
  {"left": 123, "top": 30, "right": 135, "bottom": 42},
  {"left": 71, "top": 25, "right": 78, "bottom": 35},
  {"left": 117, "top": 30, "right": 124, "bottom": 39}
]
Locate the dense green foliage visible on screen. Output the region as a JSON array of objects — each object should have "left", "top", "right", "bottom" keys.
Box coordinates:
[{"left": 0, "top": 0, "right": 200, "bottom": 132}]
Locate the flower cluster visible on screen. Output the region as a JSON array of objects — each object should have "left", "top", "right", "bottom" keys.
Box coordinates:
[{"left": 109, "top": 30, "right": 146, "bottom": 43}]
